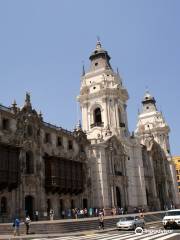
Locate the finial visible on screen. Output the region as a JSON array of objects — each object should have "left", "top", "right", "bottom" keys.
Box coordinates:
[
  {"left": 39, "top": 111, "right": 43, "bottom": 120},
  {"left": 145, "top": 86, "right": 149, "bottom": 93},
  {"left": 96, "top": 36, "right": 101, "bottom": 49},
  {"left": 82, "top": 61, "right": 85, "bottom": 76},
  {"left": 25, "top": 92, "right": 31, "bottom": 105},
  {"left": 12, "top": 99, "right": 17, "bottom": 108}
]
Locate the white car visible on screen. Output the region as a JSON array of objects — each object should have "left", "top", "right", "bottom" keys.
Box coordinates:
[
  {"left": 116, "top": 216, "right": 145, "bottom": 230},
  {"left": 163, "top": 209, "right": 180, "bottom": 229}
]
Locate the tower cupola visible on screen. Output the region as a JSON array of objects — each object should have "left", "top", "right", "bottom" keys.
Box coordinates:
[
  {"left": 89, "top": 41, "right": 112, "bottom": 71},
  {"left": 141, "top": 91, "right": 157, "bottom": 113}
]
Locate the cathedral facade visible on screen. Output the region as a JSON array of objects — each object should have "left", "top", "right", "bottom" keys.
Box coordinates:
[
  {"left": 77, "top": 41, "right": 179, "bottom": 212},
  {"left": 0, "top": 41, "right": 179, "bottom": 222}
]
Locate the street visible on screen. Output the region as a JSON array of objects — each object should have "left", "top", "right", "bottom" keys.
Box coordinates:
[{"left": 32, "top": 223, "right": 180, "bottom": 240}]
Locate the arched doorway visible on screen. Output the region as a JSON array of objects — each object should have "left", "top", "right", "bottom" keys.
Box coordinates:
[
  {"left": 25, "top": 195, "right": 34, "bottom": 220},
  {"left": 116, "top": 187, "right": 121, "bottom": 208}
]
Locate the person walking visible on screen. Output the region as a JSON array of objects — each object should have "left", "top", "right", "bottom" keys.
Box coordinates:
[
  {"left": 34, "top": 210, "right": 39, "bottom": 221},
  {"left": 13, "top": 217, "right": 20, "bottom": 236},
  {"left": 24, "top": 215, "right": 31, "bottom": 234},
  {"left": 98, "top": 213, "right": 104, "bottom": 230},
  {"left": 49, "top": 209, "right": 54, "bottom": 220}
]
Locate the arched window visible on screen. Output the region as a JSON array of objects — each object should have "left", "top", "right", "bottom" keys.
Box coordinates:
[
  {"left": 94, "top": 108, "right": 102, "bottom": 124},
  {"left": 1, "top": 197, "right": 7, "bottom": 213},
  {"left": 118, "top": 108, "right": 125, "bottom": 127},
  {"left": 26, "top": 151, "right": 34, "bottom": 174}
]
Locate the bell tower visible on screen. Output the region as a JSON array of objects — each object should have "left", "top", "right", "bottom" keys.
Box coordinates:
[
  {"left": 77, "top": 41, "right": 129, "bottom": 141},
  {"left": 136, "top": 91, "right": 171, "bottom": 157}
]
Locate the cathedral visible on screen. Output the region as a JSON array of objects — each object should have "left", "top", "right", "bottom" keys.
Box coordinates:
[{"left": 0, "top": 41, "right": 179, "bottom": 222}]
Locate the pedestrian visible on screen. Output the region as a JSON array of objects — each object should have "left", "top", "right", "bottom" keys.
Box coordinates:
[
  {"left": 24, "top": 215, "right": 31, "bottom": 234},
  {"left": 49, "top": 209, "right": 54, "bottom": 220},
  {"left": 95, "top": 208, "right": 98, "bottom": 217},
  {"left": 120, "top": 207, "right": 124, "bottom": 215},
  {"left": 74, "top": 208, "right": 78, "bottom": 219},
  {"left": 89, "top": 207, "right": 93, "bottom": 217},
  {"left": 61, "top": 209, "right": 65, "bottom": 219},
  {"left": 98, "top": 213, "right": 104, "bottom": 230},
  {"left": 13, "top": 217, "right": 20, "bottom": 236},
  {"left": 139, "top": 210, "right": 144, "bottom": 219},
  {"left": 84, "top": 208, "right": 88, "bottom": 217},
  {"left": 34, "top": 210, "right": 39, "bottom": 221}
]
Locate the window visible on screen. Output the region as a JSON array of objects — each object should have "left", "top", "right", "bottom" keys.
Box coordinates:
[
  {"left": 95, "top": 62, "right": 98, "bottom": 66},
  {"left": 57, "top": 136, "right": 62, "bottom": 146},
  {"left": 1, "top": 197, "right": 7, "bottom": 213},
  {"left": 2, "top": 118, "right": 9, "bottom": 130},
  {"left": 26, "top": 151, "right": 34, "bottom": 174},
  {"left": 94, "top": 108, "right": 102, "bottom": 124},
  {"left": 93, "top": 87, "right": 96, "bottom": 89},
  {"left": 68, "top": 140, "right": 73, "bottom": 150},
  {"left": 178, "top": 182, "right": 180, "bottom": 186},
  {"left": 177, "top": 176, "right": 180, "bottom": 180},
  {"left": 27, "top": 125, "right": 33, "bottom": 136},
  {"left": 44, "top": 133, "right": 51, "bottom": 143},
  {"left": 146, "top": 106, "right": 149, "bottom": 109},
  {"left": 179, "top": 188, "right": 180, "bottom": 192}
]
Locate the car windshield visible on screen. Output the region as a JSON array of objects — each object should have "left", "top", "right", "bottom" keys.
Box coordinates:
[
  {"left": 119, "top": 217, "right": 134, "bottom": 221},
  {"left": 166, "top": 211, "right": 180, "bottom": 216}
]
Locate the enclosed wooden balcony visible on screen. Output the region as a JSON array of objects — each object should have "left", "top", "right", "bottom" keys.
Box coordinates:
[{"left": 44, "top": 156, "right": 84, "bottom": 194}]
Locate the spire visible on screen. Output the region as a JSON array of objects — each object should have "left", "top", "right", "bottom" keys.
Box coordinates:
[
  {"left": 22, "top": 92, "right": 32, "bottom": 112},
  {"left": 12, "top": 99, "right": 17, "bottom": 108},
  {"left": 82, "top": 63, "right": 85, "bottom": 76},
  {"left": 11, "top": 99, "right": 18, "bottom": 113},
  {"left": 25, "top": 92, "right": 31, "bottom": 107},
  {"left": 117, "top": 67, "right": 120, "bottom": 76}
]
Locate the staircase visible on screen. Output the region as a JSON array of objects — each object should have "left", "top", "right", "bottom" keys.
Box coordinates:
[{"left": 0, "top": 212, "right": 165, "bottom": 235}]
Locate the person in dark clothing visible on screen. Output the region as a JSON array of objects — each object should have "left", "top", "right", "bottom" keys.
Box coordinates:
[
  {"left": 98, "top": 213, "right": 104, "bottom": 230},
  {"left": 24, "top": 216, "right": 31, "bottom": 234}
]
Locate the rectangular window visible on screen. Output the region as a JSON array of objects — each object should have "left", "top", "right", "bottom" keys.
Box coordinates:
[
  {"left": 178, "top": 182, "right": 180, "bottom": 186},
  {"left": 177, "top": 176, "right": 180, "bottom": 180},
  {"left": 44, "top": 133, "right": 51, "bottom": 143},
  {"left": 57, "top": 136, "right": 62, "bottom": 146},
  {"left": 68, "top": 140, "right": 73, "bottom": 150},
  {"left": 2, "top": 118, "right": 10, "bottom": 130}
]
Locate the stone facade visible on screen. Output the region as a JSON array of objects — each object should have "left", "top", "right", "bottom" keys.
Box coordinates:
[{"left": 0, "top": 94, "right": 90, "bottom": 221}]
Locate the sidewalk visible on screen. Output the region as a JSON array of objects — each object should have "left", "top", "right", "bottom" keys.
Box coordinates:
[{"left": 0, "top": 221, "right": 162, "bottom": 240}]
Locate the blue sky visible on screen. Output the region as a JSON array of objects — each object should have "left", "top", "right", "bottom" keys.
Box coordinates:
[{"left": 0, "top": 0, "right": 179, "bottom": 155}]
